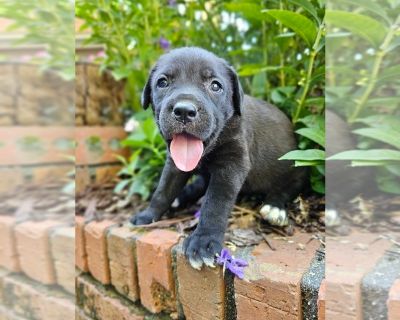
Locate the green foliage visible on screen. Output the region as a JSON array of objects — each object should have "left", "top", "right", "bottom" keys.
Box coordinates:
[
  {"left": 326, "top": 0, "right": 400, "bottom": 194},
  {"left": 114, "top": 111, "right": 166, "bottom": 200},
  {"left": 0, "top": 0, "right": 74, "bottom": 79},
  {"left": 77, "top": 0, "right": 326, "bottom": 196}
]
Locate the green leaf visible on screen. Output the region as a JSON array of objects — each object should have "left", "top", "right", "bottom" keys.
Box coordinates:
[
  {"left": 325, "top": 10, "right": 387, "bottom": 47},
  {"left": 350, "top": 161, "right": 389, "bottom": 167},
  {"left": 111, "top": 67, "right": 131, "bottom": 80},
  {"left": 121, "top": 139, "right": 148, "bottom": 149},
  {"left": 238, "top": 64, "right": 281, "bottom": 77},
  {"left": 298, "top": 114, "right": 325, "bottom": 129},
  {"left": 114, "top": 179, "right": 130, "bottom": 194},
  {"left": 377, "top": 170, "right": 400, "bottom": 194},
  {"left": 294, "top": 160, "right": 324, "bottom": 167},
  {"left": 353, "top": 128, "right": 400, "bottom": 149},
  {"left": 376, "top": 65, "right": 400, "bottom": 84},
  {"left": 262, "top": 9, "right": 317, "bottom": 47},
  {"left": 141, "top": 118, "right": 157, "bottom": 142},
  {"left": 114, "top": 154, "right": 128, "bottom": 166},
  {"left": 336, "top": 0, "right": 391, "bottom": 24},
  {"left": 386, "top": 164, "right": 400, "bottom": 176},
  {"left": 287, "top": 0, "right": 320, "bottom": 22},
  {"left": 224, "top": 2, "right": 264, "bottom": 21},
  {"left": 128, "top": 178, "right": 150, "bottom": 200},
  {"left": 250, "top": 72, "right": 266, "bottom": 97},
  {"left": 328, "top": 149, "right": 400, "bottom": 161},
  {"left": 296, "top": 127, "right": 325, "bottom": 147},
  {"left": 365, "top": 97, "right": 400, "bottom": 108},
  {"left": 279, "top": 149, "right": 325, "bottom": 161},
  {"left": 311, "top": 174, "right": 325, "bottom": 194}
]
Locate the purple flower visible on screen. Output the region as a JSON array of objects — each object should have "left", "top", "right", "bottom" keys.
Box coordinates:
[
  {"left": 168, "top": 0, "right": 177, "bottom": 6},
  {"left": 159, "top": 37, "right": 170, "bottom": 51},
  {"left": 194, "top": 210, "right": 201, "bottom": 219},
  {"left": 216, "top": 248, "right": 248, "bottom": 279}
]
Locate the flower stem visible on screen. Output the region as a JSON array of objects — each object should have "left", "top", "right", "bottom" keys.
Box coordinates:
[
  {"left": 293, "top": 21, "right": 324, "bottom": 123},
  {"left": 348, "top": 16, "right": 400, "bottom": 123}
]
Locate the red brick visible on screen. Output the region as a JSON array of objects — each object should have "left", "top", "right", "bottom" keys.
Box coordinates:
[
  {"left": 50, "top": 227, "right": 75, "bottom": 294},
  {"left": 75, "top": 216, "right": 89, "bottom": 272},
  {"left": 0, "top": 127, "right": 74, "bottom": 166},
  {"left": 76, "top": 274, "right": 145, "bottom": 320},
  {"left": 2, "top": 273, "right": 74, "bottom": 320},
  {"left": 175, "top": 244, "right": 225, "bottom": 320},
  {"left": 14, "top": 220, "right": 63, "bottom": 284},
  {"left": 76, "top": 167, "right": 91, "bottom": 194},
  {"left": 388, "top": 279, "right": 400, "bottom": 320},
  {"left": 107, "top": 226, "right": 141, "bottom": 302},
  {"left": 318, "top": 279, "right": 326, "bottom": 320},
  {"left": 32, "top": 166, "right": 71, "bottom": 184},
  {"left": 325, "top": 231, "right": 391, "bottom": 320},
  {"left": 84, "top": 219, "right": 116, "bottom": 284},
  {"left": 75, "top": 127, "right": 128, "bottom": 165},
  {"left": 235, "top": 233, "right": 320, "bottom": 320},
  {"left": 0, "top": 168, "right": 23, "bottom": 193},
  {"left": 136, "top": 229, "right": 180, "bottom": 313},
  {"left": 0, "top": 216, "right": 20, "bottom": 272},
  {"left": 95, "top": 165, "right": 121, "bottom": 184}
]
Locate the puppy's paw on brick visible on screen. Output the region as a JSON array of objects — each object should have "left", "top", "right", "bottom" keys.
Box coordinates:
[
  {"left": 130, "top": 209, "right": 155, "bottom": 225},
  {"left": 183, "top": 231, "right": 223, "bottom": 270},
  {"left": 260, "top": 204, "right": 289, "bottom": 226}
]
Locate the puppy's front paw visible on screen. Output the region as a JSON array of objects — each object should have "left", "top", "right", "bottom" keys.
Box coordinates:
[
  {"left": 183, "top": 230, "right": 223, "bottom": 270},
  {"left": 129, "top": 209, "right": 154, "bottom": 225}
]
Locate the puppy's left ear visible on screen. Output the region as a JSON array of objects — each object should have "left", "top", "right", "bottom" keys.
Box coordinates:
[
  {"left": 141, "top": 66, "right": 156, "bottom": 109},
  {"left": 227, "top": 65, "right": 244, "bottom": 116}
]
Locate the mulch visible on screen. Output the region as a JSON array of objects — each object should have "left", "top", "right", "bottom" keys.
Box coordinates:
[{"left": 75, "top": 183, "right": 326, "bottom": 249}]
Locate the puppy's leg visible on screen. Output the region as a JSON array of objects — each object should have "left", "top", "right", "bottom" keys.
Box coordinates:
[
  {"left": 183, "top": 165, "right": 248, "bottom": 269},
  {"left": 130, "top": 158, "right": 191, "bottom": 225},
  {"left": 172, "top": 174, "right": 210, "bottom": 209},
  {"left": 260, "top": 168, "right": 308, "bottom": 226}
]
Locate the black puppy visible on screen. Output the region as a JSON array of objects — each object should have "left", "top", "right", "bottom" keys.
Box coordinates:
[{"left": 130, "top": 47, "right": 306, "bottom": 269}]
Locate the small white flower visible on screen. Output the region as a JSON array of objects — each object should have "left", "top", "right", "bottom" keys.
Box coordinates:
[
  {"left": 127, "top": 39, "right": 137, "bottom": 50},
  {"left": 177, "top": 3, "right": 186, "bottom": 15},
  {"left": 124, "top": 118, "right": 139, "bottom": 132},
  {"left": 242, "top": 43, "right": 251, "bottom": 51},
  {"left": 236, "top": 18, "right": 249, "bottom": 33},
  {"left": 354, "top": 53, "right": 363, "bottom": 61},
  {"left": 366, "top": 48, "right": 375, "bottom": 55},
  {"left": 194, "top": 10, "right": 202, "bottom": 21}
]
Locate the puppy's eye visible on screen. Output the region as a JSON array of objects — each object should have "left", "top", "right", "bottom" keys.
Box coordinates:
[
  {"left": 157, "top": 77, "right": 169, "bottom": 88},
  {"left": 210, "top": 80, "right": 223, "bottom": 92}
]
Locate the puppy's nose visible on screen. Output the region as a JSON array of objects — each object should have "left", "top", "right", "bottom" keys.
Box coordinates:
[{"left": 173, "top": 102, "right": 197, "bottom": 123}]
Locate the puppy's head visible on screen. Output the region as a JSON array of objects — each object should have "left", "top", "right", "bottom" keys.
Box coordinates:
[{"left": 141, "top": 47, "right": 243, "bottom": 172}]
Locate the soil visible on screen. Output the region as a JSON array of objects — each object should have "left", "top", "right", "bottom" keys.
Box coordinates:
[
  {"left": 0, "top": 182, "right": 74, "bottom": 222},
  {"left": 76, "top": 183, "right": 326, "bottom": 249}
]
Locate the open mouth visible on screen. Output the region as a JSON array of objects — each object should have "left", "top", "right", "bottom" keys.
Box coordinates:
[{"left": 169, "top": 133, "right": 204, "bottom": 172}]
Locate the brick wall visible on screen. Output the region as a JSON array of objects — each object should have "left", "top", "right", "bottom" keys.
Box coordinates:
[{"left": 1, "top": 214, "right": 399, "bottom": 320}]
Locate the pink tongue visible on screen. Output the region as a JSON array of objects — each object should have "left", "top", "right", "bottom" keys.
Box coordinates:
[{"left": 170, "top": 134, "right": 204, "bottom": 172}]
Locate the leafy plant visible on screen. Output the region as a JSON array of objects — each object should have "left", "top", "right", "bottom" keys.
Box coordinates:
[
  {"left": 78, "top": 0, "right": 326, "bottom": 196},
  {"left": 326, "top": 0, "right": 400, "bottom": 194},
  {"left": 114, "top": 111, "right": 166, "bottom": 200}
]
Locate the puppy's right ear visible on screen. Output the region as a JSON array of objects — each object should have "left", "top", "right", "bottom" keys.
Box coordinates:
[{"left": 141, "top": 67, "right": 156, "bottom": 109}]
